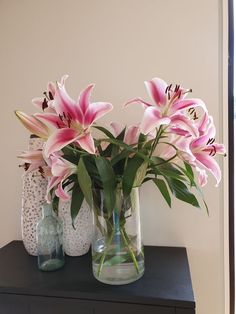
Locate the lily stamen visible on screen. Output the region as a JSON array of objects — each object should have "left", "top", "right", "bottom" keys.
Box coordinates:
[
  {"left": 42, "top": 98, "right": 48, "bottom": 111},
  {"left": 209, "top": 145, "right": 217, "bottom": 156},
  {"left": 207, "top": 138, "right": 215, "bottom": 145},
  {"left": 48, "top": 91, "right": 54, "bottom": 100}
]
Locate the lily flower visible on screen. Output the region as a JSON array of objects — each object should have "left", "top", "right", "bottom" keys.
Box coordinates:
[
  {"left": 125, "top": 77, "right": 206, "bottom": 136},
  {"left": 190, "top": 132, "right": 225, "bottom": 186},
  {"left": 15, "top": 111, "right": 50, "bottom": 139},
  {"left": 32, "top": 75, "right": 67, "bottom": 113},
  {"left": 46, "top": 156, "right": 77, "bottom": 202},
  {"left": 35, "top": 76, "right": 113, "bottom": 156},
  {"left": 17, "top": 149, "right": 49, "bottom": 175}
]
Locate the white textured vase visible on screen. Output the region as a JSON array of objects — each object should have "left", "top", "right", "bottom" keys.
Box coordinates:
[
  {"left": 21, "top": 135, "right": 48, "bottom": 256},
  {"left": 58, "top": 199, "right": 92, "bottom": 256}
]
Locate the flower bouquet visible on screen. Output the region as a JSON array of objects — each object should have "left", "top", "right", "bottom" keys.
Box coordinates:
[{"left": 16, "top": 75, "right": 225, "bottom": 284}]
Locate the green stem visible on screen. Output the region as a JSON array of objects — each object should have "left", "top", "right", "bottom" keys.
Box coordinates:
[
  {"left": 149, "top": 126, "right": 164, "bottom": 158},
  {"left": 155, "top": 153, "right": 178, "bottom": 166},
  {"left": 65, "top": 145, "right": 89, "bottom": 156},
  {"left": 122, "top": 227, "right": 144, "bottom": 259},
  {"left": 158, "top": 141, "right": 179, "bottom": 151},
  {"left": 120, "top": 228, "right": 140, "bottom": 274},
  {"left": 97, "top": 228, "right": 115, "bottom": 277}
]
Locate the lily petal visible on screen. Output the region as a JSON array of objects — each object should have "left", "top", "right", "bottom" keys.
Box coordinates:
[
  {"left": 47, "top": 81, "right": 56, "bottom": 96},
  {"left": 54, "top": 84, "right": 77, "bottom": 120},
  {"left": 194, "top": 153, "right": 221, "bottom": 186},
  {"left": 169, "top": 127, "right": 190, "bottom": 137},
  {"left": 83, "top": 102, "right": 113, "bottom": 127},
  {"left": 35, "top": 113, "right": 65, "bottom": 129},
  {"left": 32, "top": 97, "right": 44, "bottom": 110},
  {"left": 124, "top": 97, "right": 152, "bottom": 108},
  {"left": 124, "top": 125, "right": 140, "bottom": 145},
  {"left": 55, "top": 182, "right": 71, "bottom": 201},
  {"left": 190, "top": 135, "right": 209, "bottom": 150},
  {"left": 76, "top": 132, "right": 95, "bottom": 154},
  {"left": 171, "top": 98, "right": 206, "bottom": 113},
  {"left": 51, "top": 157, "right": 77, "bottom": 177},
  {"left": 78, "top": 84, "right": 94, "bottom": 114},
  {"left": 110, "top": 122, "right": 124, "bottom": 137},
  {"left": 140, "top": 107, "right": 170, "bottom": 134},
  {"left": 196, "top": 167, "right": 208, "bottom": 187},
  {"left": 170, "top": 114, "right": 199, "bottom": 137},
  {"left": 46, "top": 176, "right": 61, "bottom": 202},
  {"left": 144, "top": 77, "right": 168, "bottom": 106},
  {"left": 197, "top": 112, "right": 209, "bottom": 135},
  {"left": 58, "top": 74, "right": 69, "bottom": 87},
  {"left": 44, "top": 128, "right": 79, "bottom": 157}
]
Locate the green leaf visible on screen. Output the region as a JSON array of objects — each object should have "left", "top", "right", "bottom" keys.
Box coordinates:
[
  {"left": 61, "top": 146, "right": 80, "bottom": 164},
  {"left": 175, "top": 162, "right": 195, "bottom": 186},
  {"left": 138, "top": 133, "right": 147, "bottom": 150},
  {"left": 93, "top": 126, "right": 115, "bottom": 139},
  {"left": 95, "top": 156, "right": 116, "bottom": 214},
  {"left": 149, "top": 165, "right": 185, "bottom": 181},
  {"left": 174, "top": 162, "right": 209, "bottom": 214},
  {"left": 105, "top": 138, "right": 152, "bottom": 163},
  {"left": 167, "top": 178, "right": 200, "bottom": 208},
  {"left": 122, "top": 156, "right": 144, "bottom": 196},
  {"left": 71, "top": 184, "right": 84, "bottom": 229},
  {"left": 134, "top": 161, "right": 148, "bottom": 186},
  {"left": 77, "top": 158, "right": 92, "bottom": 207},
  {"left": 116, "top": 127, "right": 126, "bottom": 141},
  {"left": 52, "top": 195, "right": 59, "bottom": 214},
  {"left": 153, "top": 178, "right": 171, "bottom": 208},
  {"left": 111, "top": 149, "right": 131, "bottom": 166},
  {"left": 184, "top": 162, "right": 196, "bottom": 187}
]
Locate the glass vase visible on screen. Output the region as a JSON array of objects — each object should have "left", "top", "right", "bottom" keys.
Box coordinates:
[
  {"left": 91, "top": 187, "right": 144, "bottom": 285},
  {"left": 36, "top": 203, "right": 65, "bottom": 271}
]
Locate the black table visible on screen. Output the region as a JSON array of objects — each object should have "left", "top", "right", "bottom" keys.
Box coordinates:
[{"left": 0, "top": 241, "right": 195, "bottom": 314}]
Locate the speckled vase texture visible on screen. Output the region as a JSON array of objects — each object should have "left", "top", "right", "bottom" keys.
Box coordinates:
[
  {"left": 21, "top": 136, "right": 47, "bottom": 256},
  {"left": 58, "top": 199, "right": 92, "bottom": 256}
]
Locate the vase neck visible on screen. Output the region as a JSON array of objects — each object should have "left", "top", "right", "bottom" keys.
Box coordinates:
[{"left": 42, "top": 203, "right": 53, "bottom": 217}]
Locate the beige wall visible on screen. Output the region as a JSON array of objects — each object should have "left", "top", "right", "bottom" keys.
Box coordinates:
[{"left": 0, "top": 1, "right": 228, "bottom": 314}]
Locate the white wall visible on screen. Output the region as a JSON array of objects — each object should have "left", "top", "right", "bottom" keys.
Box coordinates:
[{"left": 0, "top": 1, "right": 228, "bottom": 314}]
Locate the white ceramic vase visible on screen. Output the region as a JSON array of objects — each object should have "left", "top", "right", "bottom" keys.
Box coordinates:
[
  {"left": 58, "top": 199, "right": 92, "bottom": 256},
  {"left": 21, "top": 136, "right": 47, "bottom": 256}
]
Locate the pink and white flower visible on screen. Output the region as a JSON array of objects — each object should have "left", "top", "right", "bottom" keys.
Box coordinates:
[
  {"left": 18, "top": 149, "right": 48, "bottom": 173},
  {"left": 35, "top": 76, "right": 113, "bottom": 156},
  {"left": 125, "top": 77, "right": 206, "bottom": 136},
  {"left": 189, "top": 118, "right": 225, "bottom": 186},
  {"left": 46, "top": 156, "right": 77, "bottom": 202},
  {"left": 32, "top": 75, "right": 68, "bottom": 113}
]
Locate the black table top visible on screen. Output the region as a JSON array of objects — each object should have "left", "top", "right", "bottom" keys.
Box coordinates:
[{"left": 0, "top": 241, "right": 195, "bottom": 309}]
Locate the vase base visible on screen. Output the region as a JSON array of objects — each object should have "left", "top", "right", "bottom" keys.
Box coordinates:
[
  {"left": 38, "top": 258, "right": 65, "bottom": 272},
  {"left": 92, "top": 262, "right": 145, "bottom": 285}
]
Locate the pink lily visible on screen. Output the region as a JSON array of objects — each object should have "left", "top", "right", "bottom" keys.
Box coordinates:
[
  {"left": 189, "top": 116, "right": 225, "bottom": 186},
  {"left": 35, "top": 76, "right": 113, "bottom": 156},
  {"left": 32, "top": 75, "right": 68, "bottom": 113},
  {"left": 17, "top": 149, "right": 50, "bottom": 175},
  {"left": 15, "top": 111, "right": 50, "bottom": 139},
  {"left": 46, "top": 156, "right": 77, "bottom": 202},
  {"left": 125, "top": 77, "right": 206, "bottom": 135}
]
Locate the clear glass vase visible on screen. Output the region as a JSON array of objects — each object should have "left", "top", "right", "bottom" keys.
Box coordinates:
[
  {"left": 36, "top": 203, "right": 65, "bottom": 271},
  {"left": 91, "top": 187, "right": 144, "bottom": 285}
]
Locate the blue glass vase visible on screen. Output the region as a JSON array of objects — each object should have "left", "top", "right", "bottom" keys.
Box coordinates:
[{"left": 36, "top": 203, "right": 65, "bottom": 271}]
